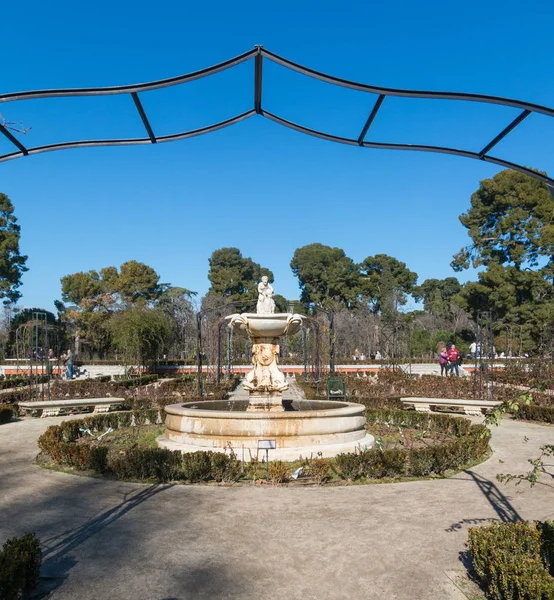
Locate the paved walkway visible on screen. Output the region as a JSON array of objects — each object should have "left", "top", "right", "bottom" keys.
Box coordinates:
[{"left": 0, "top": 413, "right": 553, "bottom": 600}]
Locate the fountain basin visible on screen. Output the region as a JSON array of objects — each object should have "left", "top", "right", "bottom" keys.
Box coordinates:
[
  {"left": 158, "top": 399, "right": 374, "bottom": 461},
  {"left": 225, "top": 312, "right": 303, "bottom": 338}
]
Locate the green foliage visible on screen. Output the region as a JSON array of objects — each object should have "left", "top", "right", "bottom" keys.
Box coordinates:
[
  {"left": 360, "top": 254, "right": 418, "bottom": 315},
  {"left": 180, "top": 451, "right": 213, "bottom": 482},
  {"left": 335, "top": 452, "right": 364, "bottom": 480},
  {"left": 360, "top": 448, "right": 407, "bottom": 478},
  {"left": 0, "top": 406, "right": 13, "bottom": 424},
  {"left": 453, "top": 170, "right": 553, "bottom": 271},
  {"left": 0, "top": 193, "right": 28, "bottom": 303},
  {"left": 107, "top": 307, "right": 172, "bottom": 364},
  {"left": 0, "top": 532, "right": 42, "bottom": 600},
  {"left": 413, "top": 277, "right": 462, "bottom": 318},
  {"left": 88, "top": 446, "right": 109, "bottom": 473},
  {"left": 516, "top": 403, "right": 554, "bottom": 424},
  {"left": 452, "top": 169, "right": 554, "bottom": 353},
  {"left": 116, "top": 374, "right": 159, "bottom": 388},
  {"left": 111, "top": 447, "right": 180, "bottom": 482},
  {"left": 468, "top": 521, "right": 554, "bottom": 600},
  {"left": 290, "top": 243, "right": 361, "bottom": 309},
  {"left": 334, "top": 409, "right": 490, "bottom": 481},
  {"left": 207, "top": 247, "right": 273, "bottom": 305},
  {"left": 59, "top": 260, "right": 171, "bottom": 357},
  {"left": 209, "top": 452, "right": 242, "bottom": 482}
]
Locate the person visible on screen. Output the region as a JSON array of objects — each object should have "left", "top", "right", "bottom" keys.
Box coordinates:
[
  {"left": 375, "top": 351, "right": 382, "bottom": 360},
  {"left": 447, "top": 344, "right": 460, "bottom": 376},
  {"left": 469, "top": 341, "right": 477, "bottom": 359},
  {"left": 65, "top": 348, "right": 74, "bottom": 380},
  {"left": 439, "top": 348, "right": 449, "bottom": 376}
]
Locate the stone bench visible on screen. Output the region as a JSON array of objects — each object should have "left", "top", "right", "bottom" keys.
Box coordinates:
[
  {"left": 19, "top": 397, "right": 126, "bottom": 418},
  {"left": 400, "top": 397, "right": 502, "bottom": 417}
]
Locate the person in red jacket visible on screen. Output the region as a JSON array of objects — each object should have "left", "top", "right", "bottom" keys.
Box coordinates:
[{"left": 447, "top": 344, "right": 460, "bottom": 376}]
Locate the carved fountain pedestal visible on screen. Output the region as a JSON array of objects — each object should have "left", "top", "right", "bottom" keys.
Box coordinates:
[{"left": 225, "top": 313, "right": 303, "bottom": 412}]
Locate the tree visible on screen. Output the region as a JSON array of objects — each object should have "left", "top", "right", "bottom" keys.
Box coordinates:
[
  {"left": 113, "top": 260, "right": 166, "bottom": 305},
  {"left": 290, "top": 243, "right": 360, "bottom": 309},
  {"left": 207, "top": 247, "right": 273, "bottom": 305},
  {"left": 58, "top": 260, "right": 168, "bottom": 357},
  {"left": 158, "top": 286, "right": 197, "bottom": 358},
  {"left": 360, "top": 254, "right": 417, "bottom": 315},
  {"left": 0, "top": 193, "right": 28, "bottom": 303},
  {"left": 452, "top": 169, "right": 554, "bottom": 352},
  {"left": 454, "top": 265, "right": 554, "bottom": 352},
  {"left": 413, "top": 277, "right": 461, "bottom": 318},
  {"left": 107, "top": 307, "right": 172, "bottom": 365},
  {"left": 452, "top": 169, "right": 553, "bottom": 272}
]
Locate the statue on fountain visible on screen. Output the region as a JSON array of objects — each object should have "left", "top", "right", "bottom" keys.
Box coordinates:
[
  {"left": 257, "top": 276, "right": 275, "bottom": 315},
  {"left": 226, "top": 277, "right": 303, "bottom": 409}
]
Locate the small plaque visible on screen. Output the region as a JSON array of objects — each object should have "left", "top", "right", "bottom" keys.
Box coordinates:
[{"left": 258, "top": 440, "right": 276, "bottom": 450}]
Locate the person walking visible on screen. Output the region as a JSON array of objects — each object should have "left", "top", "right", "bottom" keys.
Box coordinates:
[
  {"left": 439, "top": 348, "right": 449, "bottom": 376},
  {"left": 447, "top": 344, "right": 460, "bottom": 376}
]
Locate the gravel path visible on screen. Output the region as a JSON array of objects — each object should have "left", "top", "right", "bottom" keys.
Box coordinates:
[{"left": 0, "top": 412, "right": 553, "bottom": 600}]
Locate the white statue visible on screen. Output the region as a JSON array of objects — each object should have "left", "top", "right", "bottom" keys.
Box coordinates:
[{"left": 257, "top": 276, "right": 275, "bottom": 315}]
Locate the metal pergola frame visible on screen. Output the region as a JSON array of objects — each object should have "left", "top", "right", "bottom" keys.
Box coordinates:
[{"left": 0, "top": 46, "right": 552, "bottom": 191}]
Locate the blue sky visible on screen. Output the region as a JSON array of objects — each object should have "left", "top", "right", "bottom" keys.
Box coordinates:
[{"left": 1, "top": 0, "right": 553, "bottom": 311}]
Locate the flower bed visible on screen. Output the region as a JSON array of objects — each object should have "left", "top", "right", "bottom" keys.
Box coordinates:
[{"left": 37, "top": 408, "right": 490, "bottom": 485}]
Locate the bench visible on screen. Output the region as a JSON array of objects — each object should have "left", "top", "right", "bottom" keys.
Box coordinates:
[
  {"left": 400, "top": 397, "right": 502, "bottom": 417},
  {"left": 19, "top": 397, "right": 126, "bottom": 418}
]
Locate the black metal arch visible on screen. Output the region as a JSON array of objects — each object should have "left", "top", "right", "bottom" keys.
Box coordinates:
[{"left": 0, "top": 45, "right": 552, "bottom": 190}]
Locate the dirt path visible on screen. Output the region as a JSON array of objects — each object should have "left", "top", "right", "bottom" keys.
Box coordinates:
[{"left": 0, "top": 413, "right": 552, "bottom": 600}]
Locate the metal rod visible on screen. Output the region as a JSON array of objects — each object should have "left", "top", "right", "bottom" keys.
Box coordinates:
[
  {"left": 357, "top": 95, "right": 385, "bottom": 145},
  {"left": 254, "top": 47, "right": 263, "bottom": 115},
  {"left": 0, "top": 123, "right": 28, "bottom": 154},
  {"left": 302, "top": 328, "right": 307, "bottom": 379},
  {"left": 217, "top": 323, "right": 222, "bottom": 385},
  {"left": 262, "top": 110, "right": 554, "bottom": 188},
  {"left": 131, "top": 92, "right": 157, "bottom": 143},
  {"left": 479, "top": 109, "right": 531, "bottom": 157},
  {"left": 260, "top": 47, "right": 554, "bottom": 118},
  {"left": 227, "top": 327, "right": 232, "bottom": 381},
  {"left": 196, "top": 313, "right": 203, "bottom": 397},
  {"left": 0, "top": 110, "right": 257, "bottom": 164},
  {"left": 329, "top": 312, "right": 335, "bottom": 374},
  {"left": 0, "top": 49, "right": 258, "bottom": 102}
]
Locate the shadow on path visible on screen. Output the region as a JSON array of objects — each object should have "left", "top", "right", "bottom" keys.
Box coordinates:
[
  {"left": 37, "top": 484, "right": 173, "bottom": 594},
  {"left": 446, "top": 471, "right": 522, "bottom": 533}
]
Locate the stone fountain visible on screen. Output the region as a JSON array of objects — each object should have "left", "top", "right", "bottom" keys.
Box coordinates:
[{"left": 158, "top": 278, "right": 374, "bottom": 460}]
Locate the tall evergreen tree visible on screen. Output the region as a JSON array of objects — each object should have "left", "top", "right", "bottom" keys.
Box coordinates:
[{"left": 0, "top": 193, "right": 28, "bottom": 303}]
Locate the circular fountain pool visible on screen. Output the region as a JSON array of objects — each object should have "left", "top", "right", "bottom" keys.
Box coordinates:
[{"left": 158, "top": 399, "right": 374, "bottom": 461}]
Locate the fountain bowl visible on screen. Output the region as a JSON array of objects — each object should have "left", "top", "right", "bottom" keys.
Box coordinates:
[
  {"left": 158, "top": 399, "right": 374, "bottom": 461},
  {"left": 225, "top": 312, "right": 303, "bottom": 338}
]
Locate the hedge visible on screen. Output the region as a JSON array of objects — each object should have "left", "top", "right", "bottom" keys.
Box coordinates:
[
  {"left": 0, "top": 406, "right": 13, "bottom": 425},
  {"left": 468, "top": 521, "right": 554, "bottom": 600},
  {"left": 37, "top": 408, "right": 490, "bottom": 485},
  {"left": 334, "top": 409, "right": 490, "bottom": 480},
  {"left": 516, "top": 403, "right": 554, "bottom": 424},
  {"left": 0, "top": 533, "right": 42, "bottom": 600},
  {"left": 37, "top": 411, "right": 242, "bottom": 483}
]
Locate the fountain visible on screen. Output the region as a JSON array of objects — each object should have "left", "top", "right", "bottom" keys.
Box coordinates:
[{"left": 158, "top": 278, "right": 374, "bottom": 460}]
